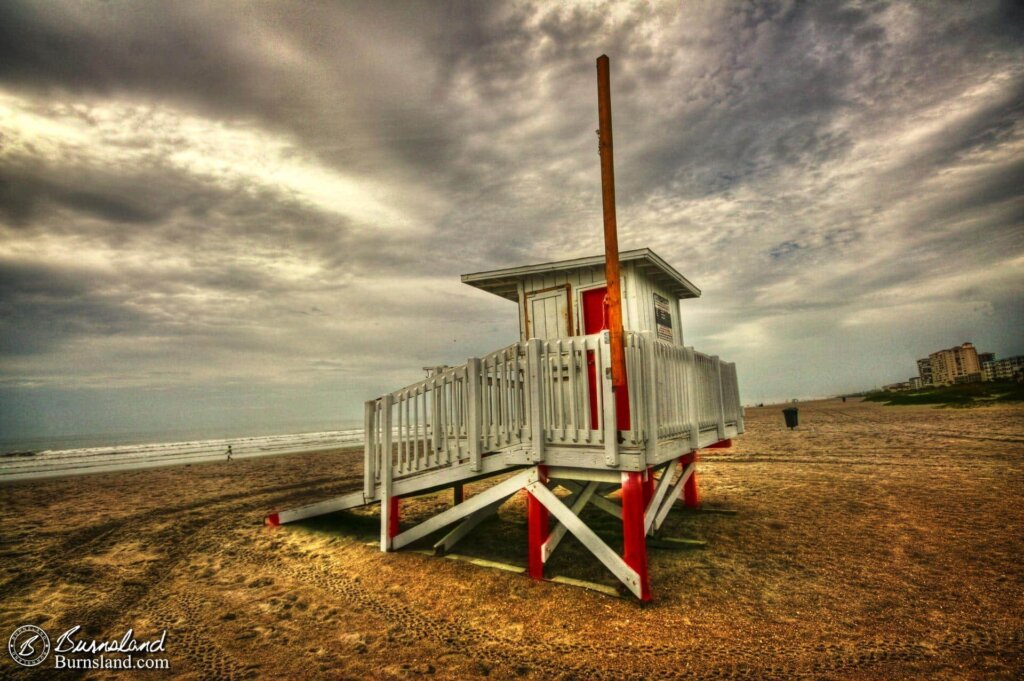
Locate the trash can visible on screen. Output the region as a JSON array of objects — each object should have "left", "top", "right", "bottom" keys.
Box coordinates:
[{"left": 782, "top": 407, "right": 798, "bottom": 429}]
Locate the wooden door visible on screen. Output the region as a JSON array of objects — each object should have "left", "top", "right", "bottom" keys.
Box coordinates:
[{"left": 526, "top": 286, "right": 571, "bottom": 340}]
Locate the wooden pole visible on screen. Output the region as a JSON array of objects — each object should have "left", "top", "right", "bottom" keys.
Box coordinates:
[{"left": 596, "top": 54, "right": 627, "bottom": 390}]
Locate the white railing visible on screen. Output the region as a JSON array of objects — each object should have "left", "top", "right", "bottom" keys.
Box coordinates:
[
  {"left": 649, "top": 342, "right": 692, "bottom": 441},
  {"left": 695, "top": 351, "right": 722, "bottom": 431},
  {"left": 476, "top": 344, "right": 526, "bottom": 452},
  {"left": 534, "top": 335, "right": 602, "bottom": 444},
  {"left": 363, "top": 332, "right": 742, "bottom": 496}
]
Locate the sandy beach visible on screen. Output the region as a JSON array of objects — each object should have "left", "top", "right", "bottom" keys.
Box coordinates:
[{"left": 2, "top": 398, "right": 1022, "bottom": 679}]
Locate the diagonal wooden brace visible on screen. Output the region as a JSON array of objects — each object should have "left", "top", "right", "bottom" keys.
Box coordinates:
[
  {"left": 525, "top": 480, "right": 643, "bottom": 599},
  {"left": 652, "top": 461, "right": 695, "bottom": 532},
  {"left": 391, "top": 469, "right": 535, "bottom": 550},
  {"left": 643, "top": 461, "right": 676, "bottom": 536},
  {"left": 433, "top": 493, "right": 516, "bottom": 556},
  {"left": 541, "top": 481, "right": 599, "bottom": 563},
  {"left": 562, "top": 480, "right": 623, "bottom": 520}
]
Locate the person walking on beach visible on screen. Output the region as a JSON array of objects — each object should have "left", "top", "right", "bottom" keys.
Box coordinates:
[{"left": 226, "top": 444, "right": 233, "bottom": 462}]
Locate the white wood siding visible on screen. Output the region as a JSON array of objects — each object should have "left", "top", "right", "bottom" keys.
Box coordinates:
[
  {"left": 621, "top": 261, "right": 683, "bottom": 346},
  {"left": 518, "top": 263, "right": 683, "bottom": 345}
]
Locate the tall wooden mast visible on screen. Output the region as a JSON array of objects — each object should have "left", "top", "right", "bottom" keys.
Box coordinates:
[{"left": 596, "top": 54, "right": 627, "bottom": 390}]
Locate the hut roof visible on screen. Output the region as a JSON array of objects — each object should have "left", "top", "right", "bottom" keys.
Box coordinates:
[{"left": 461, "top": 248, "right": 701, "bottom": 302}]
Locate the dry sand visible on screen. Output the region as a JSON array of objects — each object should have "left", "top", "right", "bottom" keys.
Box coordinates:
[{"left": 1, "top": 398, "right": 1022, "bottom": 680}]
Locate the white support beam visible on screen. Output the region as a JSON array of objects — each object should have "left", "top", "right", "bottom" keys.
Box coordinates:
[
  {"left": 433, "top": 494, "right": 514, "bottom": 556},
  {"left": 558, "top": 480, "right": 623, "bottom": 521},
  {"left": 525, "top": 480, "right": 642, "bottom": 598},
  {"left": 644, "top": 462, "right": 676, "bottom": 535},
  {"left": 585, "top": 486, "right": 623, "bottom": 520},
  {"left": 391, "top": 469, "right": 535, "bottom": 550},
  {"left": 268, "top": 455, "right": 519, "bottom": 527},
  {"left": 541, "top": 481, "right": 599, "bottom": 563},
  {"left": 652, "top": 462, "right": 694, "bottom": 532},
  {"left": 268, "top": 489, "right": 369, "bottom": 525},
  {"left": 600, "top": 331, "right": 619, "bottom": 467},
  {"left": 594, "top": 493, "right": 623, "bottom": 520},
  {"left": 546, "top": 467, "right": 623, "bottom": 484}
]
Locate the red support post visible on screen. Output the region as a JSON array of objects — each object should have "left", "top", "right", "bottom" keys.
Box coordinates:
[
  {"left": 621, "top": 471, "right": 652, "bottom": 601},
  {"left": 527, "top": 466, "right": 549, "bottom": 581},
  {"left": 681, "top": 453, "right": 700, "bottom": 509},
  {"left": 388, "top": 497, "right": 401, "bottom": 539}
]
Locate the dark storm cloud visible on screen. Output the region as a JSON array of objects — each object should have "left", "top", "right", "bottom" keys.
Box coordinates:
[
  {"left": 0, "top": 258, "right": 145, "bottom": 354},
  {"left": 0, "top": 170, "right": 163, "bottom": 225},
  {"left": 0, "top": 0, "right": 1022, "bottom": 427}
]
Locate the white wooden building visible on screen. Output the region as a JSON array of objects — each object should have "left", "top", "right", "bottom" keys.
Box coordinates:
[
  {"left": 462, "top": 248, "right": 700, "bottom": 346},
  {"left": 267, "top": 249, "right": 743, "bottom": 601}
]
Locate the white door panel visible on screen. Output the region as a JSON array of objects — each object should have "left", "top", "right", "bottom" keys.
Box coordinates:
[{"left": 527, "top": 287, "right": 570, "bottom": 340}]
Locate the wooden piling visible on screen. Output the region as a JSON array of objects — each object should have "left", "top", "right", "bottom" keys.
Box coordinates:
[{"left": 596, "top": 54, "right": 627, "bottom": 392}]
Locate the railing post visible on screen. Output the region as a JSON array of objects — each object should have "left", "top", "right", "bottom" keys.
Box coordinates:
[
  {"left": 467, "top": 358, "right": 483, "bottom": 472},
  {"left": 380, "top": 394, "right": 395, "bottom": 552},
  {"left": 527, "top": 339, "right": 545, "bottom": 463},
  {"left": 642, "top": 332, "right": 658, "bottom": 467},
  {"left": 713, "top": 355, "right": 726, "bottom": 441},
  {"left": 431, "top": 366, "right": 443, "bottom": 460},
  {"left": 732, "top": 363, "right": 745, "bottom": 434},
  {"left": 683, "top": 347, "right": 701, "bottom": 451},
  {"left": 600, "top": 331, "right": 619, "bottom": 467},
  {"left": 364, "top": 400, "right": 377, "bottom": 499}
]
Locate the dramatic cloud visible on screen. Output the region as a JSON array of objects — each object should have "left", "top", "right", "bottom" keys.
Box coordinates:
[{"left": 1, "top": 0, "right": 1022, "bottom": 439}]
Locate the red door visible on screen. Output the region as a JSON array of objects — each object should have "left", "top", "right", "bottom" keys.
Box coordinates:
[{"left": 582, "top": 287, "right": 630, "bottom": 431}]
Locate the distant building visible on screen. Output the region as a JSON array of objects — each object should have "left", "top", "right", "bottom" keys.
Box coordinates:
[
  {"left": 978, "top": 352, "right": 995, "bottom": 366},
  {"left": 929, "top": 342, "right": 981, "bottom": 386},
  {"left": 883, "top": 381, "right": 911, "bottom": 392},
  {"left": 916, "top": 357, "right": 933, "bottom": 386},
  {"left": 982, "top": 355, "right": 1024, "bottom": 382},
  {"left": 909, "top": 376, "right": 923, "bottom": 390}
]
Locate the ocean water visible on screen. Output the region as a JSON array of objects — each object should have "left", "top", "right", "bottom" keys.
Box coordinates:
[{"left": 0, "top": 428, "right": 365, "bottom": 482}]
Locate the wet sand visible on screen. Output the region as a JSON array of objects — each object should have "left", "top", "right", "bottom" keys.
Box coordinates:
[{"left": 1, "top": 398, "right": 1022, "bottom": 679}]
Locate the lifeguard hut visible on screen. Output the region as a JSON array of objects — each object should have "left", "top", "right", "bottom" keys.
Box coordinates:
[
  {"left": 266, "top": 248, "right": 743, "bottom": 600},
  {"left": 265, "top": 56, "right": 743, "bottom": 601}
]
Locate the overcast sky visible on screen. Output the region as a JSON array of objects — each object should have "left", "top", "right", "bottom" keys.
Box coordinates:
[{"left": 1, "top": 0, "right": 1022, "bottom": 441}]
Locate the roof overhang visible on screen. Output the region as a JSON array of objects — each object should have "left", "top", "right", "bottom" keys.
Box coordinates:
[{"left": 461, "top": 248, "right": 701, "bottom": 302}]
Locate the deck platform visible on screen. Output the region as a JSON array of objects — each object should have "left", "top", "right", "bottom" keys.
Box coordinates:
[{"left": 266, "top": 330, "right": 742, "bottom": 600}]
